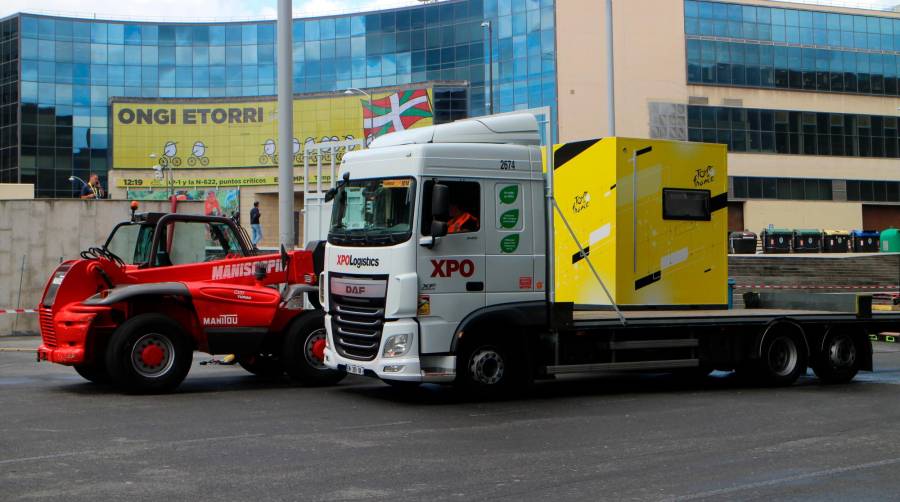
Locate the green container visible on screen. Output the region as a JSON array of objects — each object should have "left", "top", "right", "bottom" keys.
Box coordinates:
[{"left": 880, "top": 228, "right": 900, "bottom": 253}]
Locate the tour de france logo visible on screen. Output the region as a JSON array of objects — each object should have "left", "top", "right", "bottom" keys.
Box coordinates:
[{"left": 188, "top": 140, "right": 210, "bottom": 166}]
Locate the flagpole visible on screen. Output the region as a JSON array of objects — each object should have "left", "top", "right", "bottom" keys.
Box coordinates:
[{"left": 344, "top": 87, "right": 372, "bottom": 148}]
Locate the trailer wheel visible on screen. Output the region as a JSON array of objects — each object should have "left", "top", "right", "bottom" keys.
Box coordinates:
[
  {"left": 74, "top": 361, "right": 111, "bottom": 384},
  {"left": 456, "top": 335, "right": 527, "bottom": 395},
  {"left": 105, "top": 314, "right": 192, "bottom": 394},
  {"left": 283, "top": 314, "right": 345, "bottom": 386},
  {"left": 237, "top": 354, "right": 284, "bottom": 378},
  {"left": 755, "top": 332, "right": 807, "bottom": 386},
  {"left": 812, "top": 332, "right": 861, "bottom": 384}
]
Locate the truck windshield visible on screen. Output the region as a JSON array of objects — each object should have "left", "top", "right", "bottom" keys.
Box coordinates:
[
  {"left": 328, "top": 177, "right": 416, "bottom": 246},
  {"left": 105, "top": 223, "right": 155, "bottom": 265}
]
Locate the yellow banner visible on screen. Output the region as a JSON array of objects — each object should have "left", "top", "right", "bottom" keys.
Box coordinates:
[
  {"left": 117, "top": 174, "right": 335, "bottom": 188},
  {"left": 112, "top": 87, "right": 435, "bottom": 169}
]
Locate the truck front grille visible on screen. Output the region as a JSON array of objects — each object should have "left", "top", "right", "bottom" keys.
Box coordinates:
[
  {"left": 331, "top": 298, "right": 384, "bottom": 361},
  {"left": 39, "top": 307, "right": 57, "bottom": 348}
]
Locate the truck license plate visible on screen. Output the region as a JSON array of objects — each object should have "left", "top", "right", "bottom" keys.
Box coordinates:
[{"left": 346, "top": 364, "right": 365, "bottom": 375}]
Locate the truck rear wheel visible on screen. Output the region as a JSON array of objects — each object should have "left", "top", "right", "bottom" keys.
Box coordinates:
[
  {"left": 812, "top": 332, "right": 861, "bottom": 384},
  {"left": 105, "top": 314, "right": 193, "bottom": 394},
  {"left": 755, "top": 331, "right": 807, "bottom": 386},
  {"left": 282, "top": 314, "right": 345, "bottom": 386}
]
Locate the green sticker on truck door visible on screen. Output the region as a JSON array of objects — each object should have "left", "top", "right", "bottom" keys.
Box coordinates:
[
  {"left": 500, "top": 209, "right": 520, "bottom": 229},
  {"left": 499, "top": 185, "right": 519, "bottom": 204},
  {"left": 500, "top": 234, "right": 520, "bottom": 253}
]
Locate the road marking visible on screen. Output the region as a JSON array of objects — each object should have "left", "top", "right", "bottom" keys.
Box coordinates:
[
  {"left": 335, "top": 420, "right": 412, "bottom": 431},
  {"left": 664, "top": 456, "right": 900, "bottom": 501},
  {"left": 0, "top": 348, "right": 36, "bottom": 352},
  {"left": 0, "top": 451, "right": 87, "bottom": 465}
]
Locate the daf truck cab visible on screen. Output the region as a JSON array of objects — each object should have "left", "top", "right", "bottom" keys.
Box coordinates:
[{"left": 322, "top": 114, "right": 545, "bottom": 387}]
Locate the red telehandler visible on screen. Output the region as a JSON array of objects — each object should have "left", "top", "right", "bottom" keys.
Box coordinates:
[{"left": 37, "top": 208, "right": 344, "bottom": 393}]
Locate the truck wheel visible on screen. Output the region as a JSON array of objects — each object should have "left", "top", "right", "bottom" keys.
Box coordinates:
[
  {"left": 812, "top": 332, "right": 861, "bottom": 384},
  {"left": 105, "top": 314, "right": 192, "bottom": 394},
  {"left": 755, "top": 332, "right": 807, "bottom": 386},
  {"left": 456, "top": 336, "right": 527, "bottom": 395},
  {"left": 237, "top": 354, "right": 284, "bottom": 378},
  {"left": 74, "top": 361, "right": 111, "bottom": 384},
  {"left": 283, "top": 315, "right": 346, "bottom": 386}
]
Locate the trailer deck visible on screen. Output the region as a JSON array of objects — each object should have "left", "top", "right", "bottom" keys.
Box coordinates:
[{"left": 566, "top": 308, "right": 900, "bottom": 329}]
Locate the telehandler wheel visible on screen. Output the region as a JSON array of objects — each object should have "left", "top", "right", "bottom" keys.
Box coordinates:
[
  {"left": 811, "top": 332, "right": 862, "bottom": 384},
  {"left": 754, "top": 331, "right": 807, "bottom": 387},
  {"left": 105, "top": 313, "right": 193, "bottom": 394},
  {"left": 283, "top": 314, "right": 345, "bottom": 386},
  {"left": 74, "top": 361, "right": 111, "bottom": 384},
  {"left": 237, "top": 354, "right": 284, "bottom": 378}
]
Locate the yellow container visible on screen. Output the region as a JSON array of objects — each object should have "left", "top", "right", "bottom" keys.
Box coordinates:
[{"left": 552, "top": 137, "right": 728, "bottom": 309}]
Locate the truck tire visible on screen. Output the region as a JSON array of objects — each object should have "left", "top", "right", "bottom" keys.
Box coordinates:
[
  {"left": 74, "top": 361, "right": 111, "bottom": 384},
  {"left": 237, "top": 354, "right": 284, "bottom": 378},
  {"left": 282, "top": 314, "right": 345, "bottom": 386},
  {"left": 754, "top": 331, "right": 807, "bottom": 387},
  {"left": 104, "top": 313, "right": 193, "bottom": 394},
  {"left": 456, "top": 334, "right": 528, "bottom": 396},
  {"left": 811, "top": 332, "right": 861, "bottom": 384}
]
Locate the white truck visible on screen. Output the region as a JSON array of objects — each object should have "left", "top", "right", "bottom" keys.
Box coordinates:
[{"left": 320, "top": 113, "right": 895, "bottom": 392}]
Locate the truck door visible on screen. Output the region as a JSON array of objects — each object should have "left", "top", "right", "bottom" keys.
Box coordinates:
[{"left": 417, "top": 179, "right": 486, "bottom": 354}]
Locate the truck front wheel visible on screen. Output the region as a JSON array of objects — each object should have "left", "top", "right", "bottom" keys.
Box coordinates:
[
  {"left": 282, "top": 315, "right": 346, "bottom": 386},
  {"left": 456, "top": 336, "right": 527, "bottom": 395},
  {"left": 105, "top": 314, "right": 193, "bottom": 394},
  {"left": 811, "top": 332, "right": 861, "bottom": 384}
]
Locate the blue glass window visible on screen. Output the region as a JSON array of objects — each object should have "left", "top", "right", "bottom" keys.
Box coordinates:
[{"left": 108, "top": 24, "right": 124, "bottom": 44}]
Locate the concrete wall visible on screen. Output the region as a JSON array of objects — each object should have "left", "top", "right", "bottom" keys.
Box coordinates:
[
  {"left": 742, "top": 200, "right": 863, "bottom": 233},
  {"left": 0, "top": 199, "right": 202, "bottom": 335},
  {"left": 0, "top": 184, "right": 35, "bottom": 200}
]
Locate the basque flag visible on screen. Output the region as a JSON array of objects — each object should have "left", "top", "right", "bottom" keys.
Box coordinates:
[{"left": 362, "top": 89, "right": 433, "bottom": 140}]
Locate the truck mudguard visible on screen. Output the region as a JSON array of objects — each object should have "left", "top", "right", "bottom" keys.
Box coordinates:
[
  {"left": 448, "top": 301, "right": 548, "bottom": 354},
  {"left": 82, "top": 282, "right": 191, "bottom": 306}
]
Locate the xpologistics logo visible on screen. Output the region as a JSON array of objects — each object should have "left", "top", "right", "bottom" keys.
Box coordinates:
[{"left": 336, "top": 254, "right": 381, "bottom": 268}]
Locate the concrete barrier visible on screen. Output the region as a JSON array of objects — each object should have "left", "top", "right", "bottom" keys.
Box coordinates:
[{"left": 0, "top": 199, "right": 202, "bottom": 335}]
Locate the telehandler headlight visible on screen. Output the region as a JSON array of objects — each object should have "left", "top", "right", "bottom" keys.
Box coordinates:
[{"left": 382, "top": 334, "right": 411, "bottom": 358}]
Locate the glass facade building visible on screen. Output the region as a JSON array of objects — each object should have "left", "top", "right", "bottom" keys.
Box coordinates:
[
  {"left": 685, "top": 0, "right": 900, "bottom": 97},
  {"left": 0, "top": 0, "right": 557, "bottom": 197}
]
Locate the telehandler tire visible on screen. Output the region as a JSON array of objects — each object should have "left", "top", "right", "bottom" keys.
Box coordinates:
[
  {"left": 283, "top": 313, "right": 345, "bottom": 386},
  {"left": 105, "top": 313, "right": 193, "bottom": 394}
]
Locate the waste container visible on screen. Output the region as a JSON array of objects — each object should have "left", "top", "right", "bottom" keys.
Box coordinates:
[
  {"left": 729, "top": 231, "right": 757, "bottom": 254},
  {"left": 822, "top": 230, "right": 850, "bottom": 253},
  {"left": 760, "top": 228, "right": 792, "bottom": 254},
  {"left": 851, "top": 230, "right": 880, "bottom": 252},
  {"left": 880, "top": 228, "right": 900, "bottom": 252},
  {"left": 792, "top": 229, "right": 822, "bottom": 253}
]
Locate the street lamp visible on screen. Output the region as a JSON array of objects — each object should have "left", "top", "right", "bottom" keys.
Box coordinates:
[
  {"left": 481, "top": 20, "right": 494, "bottom": 116},
  {"left": 345, "top": 88, "right": 374, "bottom": 146},
  {"left": 68, "top": 175, "right": 88, "bottom": 197}
]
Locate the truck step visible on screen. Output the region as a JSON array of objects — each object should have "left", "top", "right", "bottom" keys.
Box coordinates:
[
  {"left": 604, "top": 339, "right": 698, "bottom": 350},
  {"left": 545, "top": 359, "right": 699, "bottom": 375}
]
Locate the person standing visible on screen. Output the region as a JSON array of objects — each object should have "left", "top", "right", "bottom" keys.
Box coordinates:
[
  {"left": 250, "top": 201, "right": 262, "bottom": 249},
  {"left": 80, "top": 173, "right": 105, "bottom": 200}
]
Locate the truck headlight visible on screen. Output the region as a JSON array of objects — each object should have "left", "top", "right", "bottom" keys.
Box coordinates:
[{"left": 382, "top": 334, "right": 411, "bottom": 358}]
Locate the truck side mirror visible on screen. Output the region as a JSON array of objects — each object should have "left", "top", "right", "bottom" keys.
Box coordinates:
[
  {"left": 431, "top": 220, "right": 448, "bottom": 239},
  {"left": 432, "top": 183, "right": 450, "bottom": 221}
]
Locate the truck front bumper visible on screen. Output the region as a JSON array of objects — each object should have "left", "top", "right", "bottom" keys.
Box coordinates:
[{"left": 324, "top": 316, "right": 456, "bottom": 384}]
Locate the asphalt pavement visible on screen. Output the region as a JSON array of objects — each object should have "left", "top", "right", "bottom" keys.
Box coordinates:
[{"left": 3, "top": 335, "right": 900, "bottom": 501}]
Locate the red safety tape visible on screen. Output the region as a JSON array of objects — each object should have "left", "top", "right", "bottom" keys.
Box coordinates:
[
  {"left": 735, "top": 285, "right": 899, "bottom": 290},
  {"left": 0, "top": 309, "right": 37, "bottom": 314}
]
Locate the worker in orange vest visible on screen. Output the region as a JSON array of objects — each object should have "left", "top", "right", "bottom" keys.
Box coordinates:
[{"left": 447, "top": 203, "right": 478, "bottom": 233}]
